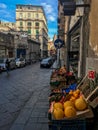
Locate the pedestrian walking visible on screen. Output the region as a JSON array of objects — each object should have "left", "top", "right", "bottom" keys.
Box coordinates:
[{"left": 5, "top": 58, "right": 10, "bottom": 75}]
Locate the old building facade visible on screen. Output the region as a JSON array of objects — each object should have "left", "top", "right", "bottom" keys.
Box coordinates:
[
  {"left": 0, "top": 21, "right": 40, "bottom": 60},
  {"left": 58, "top": 0, "right": 98, "bottom": 77},
  {"left": 0, "top": 32, "right": 14, "bottom": 58},
  {"left": 16, "top": 4, "right": 48, "bottom": 58},
  {"left": 58, "top": 0, "right": 70, "bottom": 67}
]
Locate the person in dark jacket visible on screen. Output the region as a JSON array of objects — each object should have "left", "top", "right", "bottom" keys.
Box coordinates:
[{"left": 5, "top": 58, "right": 10, "bottom": 74}]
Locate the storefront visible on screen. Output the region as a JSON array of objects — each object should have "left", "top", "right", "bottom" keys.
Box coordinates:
[{"left": 67, "top": 18, "right": 81, "bottom": 77}]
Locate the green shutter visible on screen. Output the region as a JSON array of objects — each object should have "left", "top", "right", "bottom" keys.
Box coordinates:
[
  {"left": 36, "top": 30, "right": 39, "bottom": 35},
  {"left": 28, "top": 29, "right": 31, "bottom": 34}
]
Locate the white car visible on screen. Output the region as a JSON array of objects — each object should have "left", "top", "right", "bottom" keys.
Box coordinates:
[
  {"left": 15, "top": 58, "right": 26, "bottom": 68},
  {"left": 0, "top": 58, "right": 17, "bottom": 71},
  {"left": 0, "top": 58, "right": 6, "bottom": 71}
]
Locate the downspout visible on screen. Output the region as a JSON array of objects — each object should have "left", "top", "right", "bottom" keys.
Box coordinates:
[
  {"left": 66, "top": 16, "right": 71, "bottom": 72},
  {"left": 78, "top": 16, "right": 83, "bottom": 78}
]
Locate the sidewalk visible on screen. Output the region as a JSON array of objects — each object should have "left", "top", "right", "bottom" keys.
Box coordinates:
[
  {"left": 10, "top": 87, "right": 50, "bottom": 130},
  {"left": 51, "top": 60, "right": 58, "bottom": 69}
]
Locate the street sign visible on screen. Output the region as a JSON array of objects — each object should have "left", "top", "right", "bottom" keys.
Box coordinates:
[{"left": 54, "top": 39, "right": 64, "bottom": 49}]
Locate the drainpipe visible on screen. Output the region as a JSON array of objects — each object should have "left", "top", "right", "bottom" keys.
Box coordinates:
[
  {"left": 66, "top": 16, "right": 71, "bottom": 72},
  {"left": 78, "top": 16, "right": 83, "bottom": 78}
]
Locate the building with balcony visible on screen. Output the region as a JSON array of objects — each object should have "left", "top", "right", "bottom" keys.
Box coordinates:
[{"left": 16, "top": 4, "right": 48, "bottom": 58}]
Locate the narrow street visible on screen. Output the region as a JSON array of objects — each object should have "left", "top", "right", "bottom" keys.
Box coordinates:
[{"left": 0, "top": 63, "right": 51, "bottom": 130}]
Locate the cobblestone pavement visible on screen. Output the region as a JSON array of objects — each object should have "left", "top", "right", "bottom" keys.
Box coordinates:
[
  {"left": 0, "top": 63, "right": 51, "bottom": 130},
  {"left": 0, "top": 62, "right": 98, "bottom": 130}
]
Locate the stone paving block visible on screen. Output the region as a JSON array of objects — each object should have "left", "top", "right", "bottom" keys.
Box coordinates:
[
  {"left": 0, "top": 125, "right": 10, "bottom": 130},
  {"left": 35, "top": 104, "right": 49, "bottom": 109},
  {"left": 41, "top": 123, "right": 49, "bottom": 130},
  {"left": 38, "top": 117, "right": 48, "bottom": 123},
  {"left": 10, "top": 124, "right": 24, "bottom": 130},
  {"left": 0, "top": 97, "right": 9, "bottom": 105},
  {"left": 0, "top": 113, "right": 14, "bottom": 127},
  {"left": 30, "top": 111, "right": 40, "bottom": 117},
  {"left": 39, "top": 112, "right": 46, "bottom": 117},
  {"left": 28, "top": 117, "right": 39, "bottom": 123},
  {"left": 4, "top": 94, "right": 15, "bottom": 100},
  {"left": 32, "top": 107, "right": 48, "bottom": 113},
  {"left": 24, "top": 123, "right": 37, "bottom": 130},
  {"left": 10, "top": 99, "right": 24, "bottom": 108},
  {"left": 0, "top": 104, "right": 8, "bottom": 113},
  {"left": 13, "top": 108, "right": 32, "bottom": 124},
  {"left": 36, "top": 123, "right": 43, "bottom": 130},
  {"left": 2, "top": 102, "right": 20, "bottom": 113}
]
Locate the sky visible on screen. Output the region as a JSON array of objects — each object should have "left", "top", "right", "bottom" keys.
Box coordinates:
[{"left": 0, "top": 0, "right": 58, "bottom": 39}]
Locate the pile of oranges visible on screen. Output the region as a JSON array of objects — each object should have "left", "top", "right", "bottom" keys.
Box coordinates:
[
  {"left": 69, "top": 89, "right": 82, "bottom": 102},
  {"left": 51, "top": 89, "right": 87, "bottom": 120}
]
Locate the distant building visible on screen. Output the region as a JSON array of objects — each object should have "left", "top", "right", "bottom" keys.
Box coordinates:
[
  {"left": 0, "top": 20, "right": 16, "bottom": 32},
  {"left": 48, "top": 37, "right": 56, "bottom": 57},
  {"left": 16, "top": 4, "right": 48, "bottom": 58},
  {"left": 0, "top": 32, "right": 14, "bottom": 58},
  {"left": 0, "top": 21, "right": 40, "bottom": 60}
]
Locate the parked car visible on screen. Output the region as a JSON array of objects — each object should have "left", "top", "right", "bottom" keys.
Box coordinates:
[
  {"left": 0, "top": 65, "right": 2, "bottom": 73},
  {"left": 40, "top": 57, "right": 54, "bottom": 68},
  {"left": 0, "top": 58, "right": 6, "bottom": 71},
  {"left": 15, "top": 58, "right": 26, "bottom": 68},
  {"left": 25, "top": 59, "right": 32, "bottom": 65},
  {"left": 9, "top": 58, "right": 16, "bottom": 69},
  {"left": 0, "top": 58, "right": 16, "bottom": 71}
]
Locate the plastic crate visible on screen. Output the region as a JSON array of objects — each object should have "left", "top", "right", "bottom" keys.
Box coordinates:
[{"left": 48, "top": 119, "right": 86, "bottom": 130}]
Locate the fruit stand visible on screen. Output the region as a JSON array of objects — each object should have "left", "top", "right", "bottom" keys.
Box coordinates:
[{"left": 48, "top": 68, "right": 98, "bottom": 130}]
